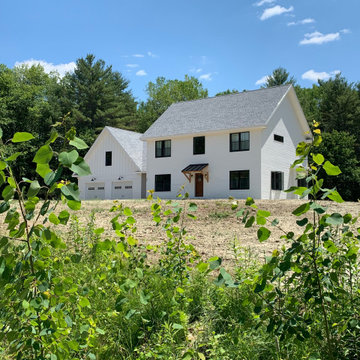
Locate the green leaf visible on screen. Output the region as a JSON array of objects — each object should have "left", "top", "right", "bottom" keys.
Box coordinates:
[
  {"left": 257, "top": 210, "right": 271, "bottom": 217},
  {"left": 69, "top": 136, "right": 88, "bottom": 150},
  {"left": 197, "top": 262, "right": 209, "bottom": 273},
  {"left": 172, "top": 323, "right": 184, "bottom": 330},
  {"left": 96, "top": 327, "right": 105, "bottom": 335},
  {"left": 58, "top": 210, "right": 70, "bottom": 225},
  {"left": 65, "top": 315, "right": 73, "bottom": 327},
  {"left": 27, "top": 180, "right": 40, "bottom": 198},
  {"left": 123, "top": 207, "right": 132, "bottom": 216},
  {"left": 11, "top": 132, "right": 35, "bottom": 143},
  {"left": 312, "top": 153, "right": 324, "bottom": 165},
  {"left": 0, "top": 161, "right": 7, "bottom": 171},
  {"left": 5, "top": 152, "right": 21, "bottom": 161},
  {"left": 188, "top": 202, "right": 197, "bottom": 212},
  {"left": 0, "top": 128, "right": 2, "bottom": 138},
  {"left": 71, "top": 157, "right": 91, "bottom": 176},
  {"left": 245, "top": 197, "right": 255, "bottom": 206},
  {"left": 327, "top": 190, "right": 344, "bottom": 203},
  {"left": 59, "top": 150, "right": 79, "bottom": 167},
  {"left": 44, "top": 167, "right": 63, "bottom": 186},
  {"left": 296, "top": 141, "right": 308, "bottom": 156},
  {"left": 68, "top": 200, "right": 81, "bottom": 210},
  {"left": 326, "top": 213, "right": 343, "bottom": 226},
  {"left": 2, "top": 185, "right": 14, "bottom": 201},
  {"left": 292, "top": 203, "right": 310, "bottom": 216},
  {"left": 33, "top": 145, "right": 53, "bottom": 164},
  {"left": 79, "top": 297, "right": 90, "bottom": 308},
  {"left": 257, "top": 227, "right": 271, "bottom": 242},
  {"left": 36, "top": 163, "right": 52, "bottom": 178},
  {"left": 245, "top": 216, "right": 255, "bottom": 228},
  {"left": 0, "top": 202, "right": 10, "bottom": 214},
  {"left": 61, "top": 183, "right": 80, "bottom": 201},
  {"left": 49, "top": 213, "right": 60, "bottom": 225},
  {"left": 45, "top": 129, "right": 59, "bottom": 145},
  {"left": 323, "top": 161, "right": 341, "bottom": 176}
]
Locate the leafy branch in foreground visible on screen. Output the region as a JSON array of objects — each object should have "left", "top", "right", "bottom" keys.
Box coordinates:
[
  {"left": 230, "top": 122, "right": 360, "bottom": 360},
  {"left": 0, "top": 124, "right": 103, "bottom": 360}
]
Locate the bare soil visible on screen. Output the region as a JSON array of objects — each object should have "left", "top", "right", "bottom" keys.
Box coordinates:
[{"left": 61, "top": 198, "right": 360, "bottom": 267}]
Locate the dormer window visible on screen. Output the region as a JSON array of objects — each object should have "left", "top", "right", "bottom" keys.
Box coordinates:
[
  {"left": 274, "top": 134, "right": 284, "bottom": 143},
  {"left": 105, "top": 151, "right": 112, "bottom": 166}
]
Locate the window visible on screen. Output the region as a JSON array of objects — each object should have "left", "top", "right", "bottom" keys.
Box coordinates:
[
  {"left": 105, "top": 151, "right": 112, "bottom": 166},
  {"left": 125, "top": 185, "right": 132, "bottom": 189},
  {"left": 193, "top": 136, "right": 205, "bottom": 155},
  {"left": 274, "top": 134, "right": 284, "bottom": 143},
  {"left": 98, "top": 187, "right": 104, "bottom": 190},
  {"left": 155, "top": 174, "right": 171, "bottom": 192},
  {"left": 230, "top": 170, "right": 250, "bottom": 190},
  {"left": 155, "top": 140, "right": 171, "bottom": 158},
  {"left": 297, "top": 178, "right": 307, "bottom": 188},
  {"left": 271, "top": 171, "right": 284, "bottom": 190},
  {"left": 114, "top": 186, "right": 122, "bottom": 189},
  {"left": 230, "top": 132, "right": 250, "bottom": 152},
  {"left": 88, "top": 187, "right": 95, "bottom": 190}
]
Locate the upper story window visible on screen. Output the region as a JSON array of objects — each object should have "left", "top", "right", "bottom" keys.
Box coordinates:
[
  {"left": 230, "top": 131, "right": 250, "bottom": 152},
  {"left": 155, "top": 140, "right": 171, "bottom": 158},
  {"left": 271, "top": 171, "right": 284, "bottom": 190},
  {"left": 193, "top": 136, "right": 205, "bottom": 155},
  {"left": 105, "top": 151, "right": 112, "bottom": 166},
  {"left": 274, "top": 134, "right": 284, "bottom": 143}
]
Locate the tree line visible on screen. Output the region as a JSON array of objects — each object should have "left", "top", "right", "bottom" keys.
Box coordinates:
[{"left": 0, "top": 55, "right": 359, "bottom": 200}]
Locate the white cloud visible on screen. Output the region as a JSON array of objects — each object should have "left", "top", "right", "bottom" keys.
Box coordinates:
[
  {"left": 14, "top": 59, "right": 76, "bottom": 77},
  {"left": 260, "top": 5, "right": 294, "bottom": 20},
  {"left": 199, "top": 73, "right": 212, "bottom": 81},
  {"left": 288, "top": 18, "right": 315, "bottom": 26},
  {"left": 254, "top": 0, "right": 275, "bottom": 6},
  {"left": 190, "top": 67, "right": 203, "bottom": 73},
  {"left": 300, "top": 31, "right": 340, "bottom": 45},
  {"left": 136, "top": 69, "right": 147, "bottom": 76},
  {"left": 133, "top": 54, "right": 144, "bottom": 58},
  {"left": 340, "top": 28, "right": 351, "bottom": 34},
  {"left": 255, "top": 75, "right": 269, "bottom": 86},
  {"left": 147, "top": 51, "right": 158, "bottom": 58},
  {"left": 302, "top": 69, "right": 340, "bottom": 82},
  {"left": 126, "top": 64, "right": 139, "bottom": 68}
]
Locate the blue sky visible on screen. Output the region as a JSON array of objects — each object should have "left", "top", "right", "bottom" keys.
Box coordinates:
[{"left": 1, "top": 0, "right": 358, "bottom": 101}]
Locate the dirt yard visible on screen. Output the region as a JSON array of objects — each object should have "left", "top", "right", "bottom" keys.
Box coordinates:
[
  {"left": 1, "top": 198, "right": 359, "bottom": 267},
  {"left": 62, "top": 198, "right": 360, "bottom": 267}
]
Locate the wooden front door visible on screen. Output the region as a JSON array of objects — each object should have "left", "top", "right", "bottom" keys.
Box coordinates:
[{"left": 195, "top": 173, "right": 204, "bottom": 197}]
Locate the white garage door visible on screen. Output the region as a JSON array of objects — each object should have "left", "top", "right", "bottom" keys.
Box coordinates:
[
  {"left": 85, "top": 183, "right": 105, "bottom": 200},
  {"left": 111, "top": 181, "right": 133, "bottom": 199}
]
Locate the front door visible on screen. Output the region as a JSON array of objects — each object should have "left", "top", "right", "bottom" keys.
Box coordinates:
[{"left": 195, "top": 173, "right": 204, "bottom": 197}]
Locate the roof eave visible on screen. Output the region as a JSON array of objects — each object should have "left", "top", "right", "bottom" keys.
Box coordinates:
[{"left": 140, "top": 125, "right": 267, "bottom": 141}]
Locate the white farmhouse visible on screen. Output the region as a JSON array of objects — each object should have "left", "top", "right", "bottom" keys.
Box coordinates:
[
  {"left": 78, "top": 126, "right": 146, "bottom": 200},
  {"left": 141, "top": 84, "right": 310, "bottom": 199}
]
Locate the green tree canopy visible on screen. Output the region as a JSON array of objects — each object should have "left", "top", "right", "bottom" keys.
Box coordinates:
[
  {"left": 265, "top": 67, "right": 296, "bottom": 87},
  {"left": 63, "top": 54, "right": 138, "bottom": 144},
  {"left": 317, "top": 131, "right": 360, "bottom": 201},
  {"left": 137, "top": 75, "right": 208, "bottom": 132},
  {"left": 215, "top": 89, "right": 239, "bottom": 96}
]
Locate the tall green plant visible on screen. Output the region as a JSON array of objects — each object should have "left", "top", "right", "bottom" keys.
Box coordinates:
[
  {"left": 231, "top": 122, "right": 360, "bottom": 359},
  {"left": 0, "top": 124, "right": 106, "bottom": 359}
]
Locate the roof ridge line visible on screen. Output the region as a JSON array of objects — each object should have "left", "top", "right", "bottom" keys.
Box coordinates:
[{"left": 172, "top": 84, "right": 292, "bottom": 106}]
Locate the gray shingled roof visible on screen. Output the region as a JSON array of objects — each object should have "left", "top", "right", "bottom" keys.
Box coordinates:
[
  {"left": 106, "top": 127, "right": 146, "bottom": 171},
  {"left": 141, "top": 85, "right": 291, "bottom": 139}
]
